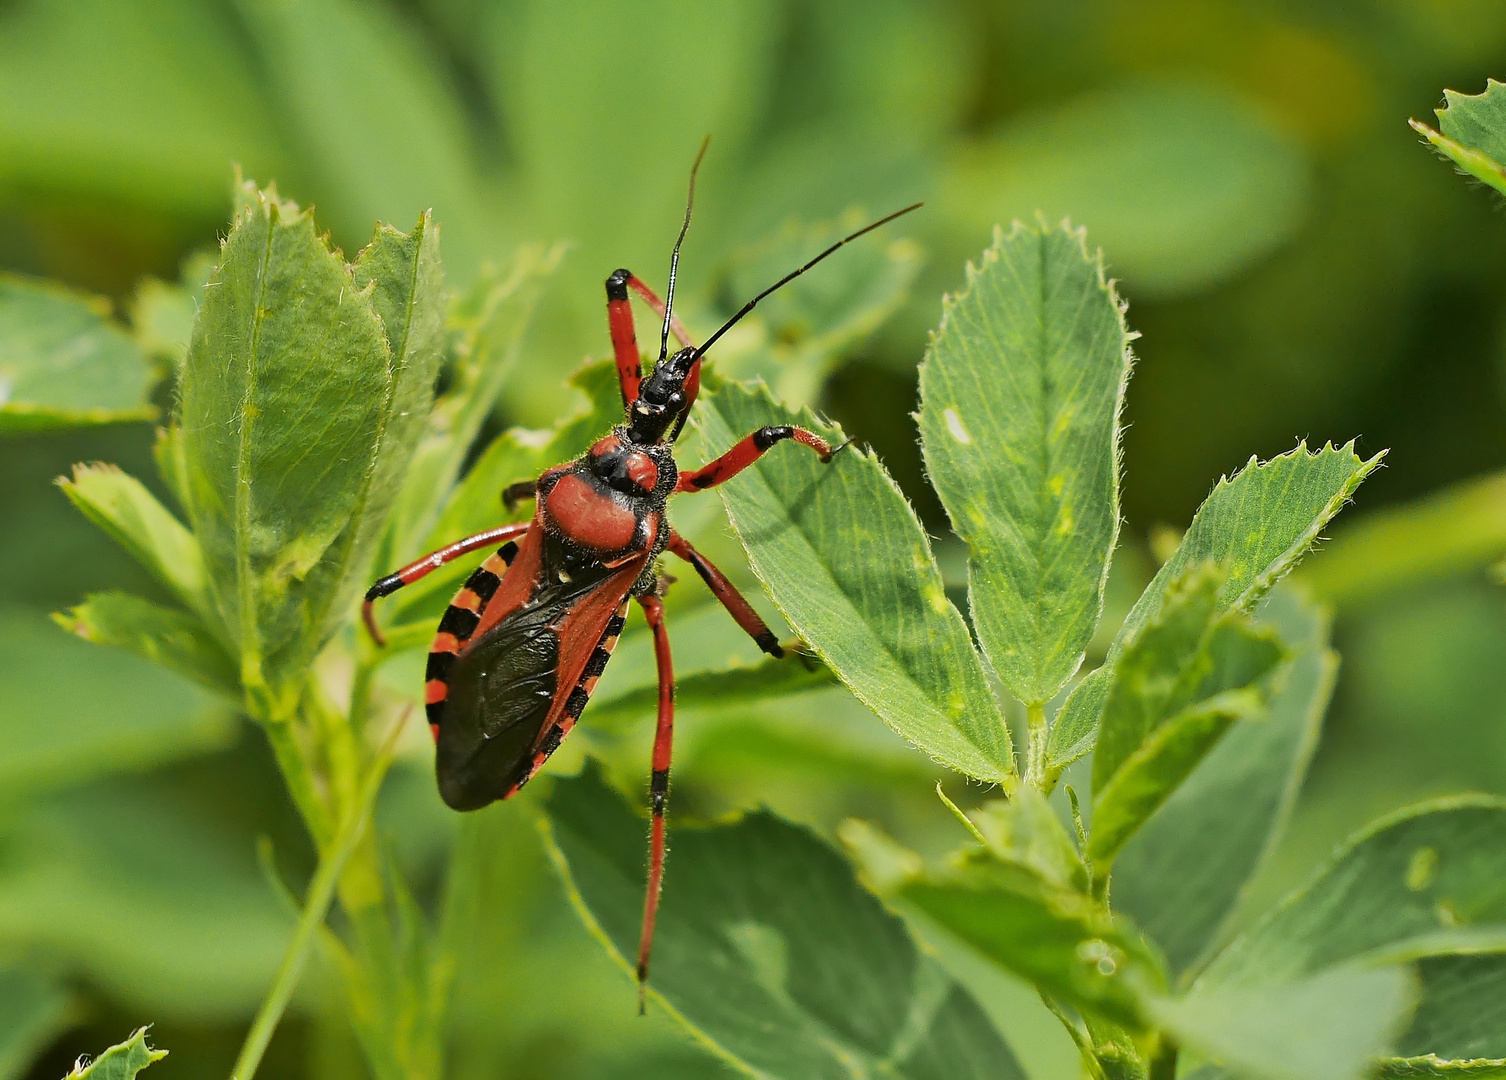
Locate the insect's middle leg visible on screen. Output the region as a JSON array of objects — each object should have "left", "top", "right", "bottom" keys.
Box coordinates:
[
  {"left": 674, "top": 426, "right": 849, "bottom": 492},
  {"left": 667, "top": 531, "right": 783, "bottom": 658},
  {"left": 635, "top": 590, "right": 675, "bottom": 1013}
]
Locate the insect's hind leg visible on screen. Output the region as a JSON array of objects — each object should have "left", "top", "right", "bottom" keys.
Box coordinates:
[
  {"left": 666, "top": 531, "right": 783, "bottom": 658},
  {"left": 363, "top": 521, "right": 531, "bottom": 646},
  {"left": 635, "top": 590, "right": 675, "bottom": 1013}
]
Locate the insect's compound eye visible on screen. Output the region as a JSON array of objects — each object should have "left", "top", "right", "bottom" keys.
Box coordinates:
[{"left": 668, "top": 392, "right": 685, "bottom": 408}]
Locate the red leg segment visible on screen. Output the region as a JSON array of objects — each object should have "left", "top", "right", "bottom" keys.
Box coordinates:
[
  {"left": 605, "top": 270, "right": 644, "bottom": 406},
  {"left": 363, "top": 522, "right": 531, "bottom": 645},
  {"left": 674, "top": 426, "right": 842, "bottom": 493},
  {"left": 635, "top": 591, "right": 675, "bottom": 1013},
  {"left": 667, "top": 532, "right": 783, "bottom": 658}
]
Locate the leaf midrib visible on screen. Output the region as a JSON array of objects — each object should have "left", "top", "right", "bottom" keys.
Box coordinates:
[{"left": 233, "top": 206, "right": 277, "bottom": 671}]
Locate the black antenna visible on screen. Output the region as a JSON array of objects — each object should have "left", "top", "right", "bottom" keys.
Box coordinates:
[
  {"left": 694, "top": 202, "right": 923, "bottom": 360},
  {"left": 660, "top": 136, "right": 710, "bottom": 365}
]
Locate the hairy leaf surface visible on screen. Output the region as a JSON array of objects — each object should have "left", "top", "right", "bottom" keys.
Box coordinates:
[
  {"left": 1412, "top": 80, "right": 1506, "bottom": 199},
  {"left": 1089, "top": 564, "right": 1286, "bottom": 867},
  {"left": 541, "top": 763, "right": 1026, "bottom": 1080},
  {"left": 1197, "top": 800, "right": 1506, "bottom": 1062},
  {"left": 1377, "top": 1056, "right": 1506, "bottom": 1078},
  {"left": 55, "top": 592, "right": 238, "bottom": 696},
  {"left": 1113, "top": 586, "right": 1333, "bottom": 977},
  {"left": 701, "top": 380, "right": 1012, "bottom": 783},
  {"left": 62, "top": 1028, "right": 165, "bottom": 1079},
  {"left": 919, "top": 220, "right": 1130, "bottom": 706},
  {"left": 57, "top": 464, "right": 213, "bottom": 624},
  {"left": 179, "top": 182, "right": 442, "bottom": 706},
  {"left": 1049, "top": 440, "right": 1381, "bottom": 770}
]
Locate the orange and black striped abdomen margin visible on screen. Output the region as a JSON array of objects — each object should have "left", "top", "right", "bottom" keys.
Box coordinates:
[{"left": 424, "top": 541, "right": 518, "bottom": 740}]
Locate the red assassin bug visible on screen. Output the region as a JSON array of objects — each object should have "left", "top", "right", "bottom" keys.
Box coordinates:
[{"left": 364, "top": 149, "right": 919, "bottom": 1007}]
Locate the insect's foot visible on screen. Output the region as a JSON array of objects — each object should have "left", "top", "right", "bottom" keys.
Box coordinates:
[{"left": 821, "top": 438, "right": 855, "bottom": 463}]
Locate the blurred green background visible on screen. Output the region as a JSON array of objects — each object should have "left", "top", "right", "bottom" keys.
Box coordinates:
[{"left": 3, "top": 1, "right": 1506, "bottom": 1077}]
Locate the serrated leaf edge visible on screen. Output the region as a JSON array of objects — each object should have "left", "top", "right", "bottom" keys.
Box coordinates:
[{"left": 920, "top": 216, "right": 1137, "bottom": 706}]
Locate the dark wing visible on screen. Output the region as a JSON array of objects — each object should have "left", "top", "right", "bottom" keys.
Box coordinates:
[{"left": 436, "top": 543, "right": 644, "bottom": 811}]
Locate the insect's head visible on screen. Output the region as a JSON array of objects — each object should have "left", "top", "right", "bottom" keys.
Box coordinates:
[{"left": 627, "top": 346, "right": 698, "bottom": 444}]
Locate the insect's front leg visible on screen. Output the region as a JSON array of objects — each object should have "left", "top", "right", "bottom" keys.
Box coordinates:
[
  {"left": 635, "top": 589, "right": 675, "bottom": 1014},
  {"left": 674, "top": 426, "right": 852, "bottom": 492},
  {"left": 605, "top": 269, "right": 699, "bottom": 410}
]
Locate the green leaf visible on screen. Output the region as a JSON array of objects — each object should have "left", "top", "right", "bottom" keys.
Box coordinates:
[
  {"left": 1198, "top": 799, "right": 1506, "bottom": 985},
  {"left": 918, "top": 220, "right": 1131, "bottom": 706},
  {"left": 901, "top": 846, "right": 1164, "bottom": 1028},
  {"left": 1089, "top": 565, "right": 1287, "bottom": 868},
  {"left": 586, "top": 654, "right": 838, "bottom": 732},
  {"left": 0, "top": 606, "right": 233, "bottom": 801},
  {"left": 384, "top": 245, "right": 561, "bottom": 562},
  {"left": 1401, "top": 955, "right": 1506, "bottom": 1059},
  {"left": 540, "top": 762, "right": 1027, "bottom": 1080},
  {"left": 1378, "top": 1056, "right": 1506, "bottom": 1078},
  {"left": 1113, "top": 586, "right": 1334, "bottom": 977},
  {"left": 151, "top": 426, "right": 192, "bottom": 518},
  {"left": 941, "top": 79, "right": 1310, "bottom": 297},
  {"left": 54, "top": 592, "right": 239, "bottom": 696},
  {"left": 1154, "top": 963, "right": 1416, "bottom": 1080},
  {"left": 1197, "top": 800, "right": 1506, "bottom": 1062},
  {"left": 179, "top": 181, "right": 443, "bottom": 708},
  {"left": 0, "top": 970, "right": 72, "bottom": 1080},
  {"left": 56, "top": 464, "right": 213, "bottom": 624},
  {"left": 698, "top": 379, "right": 1013, "bottom": 783},
  {"left": 0, "top": 275, "right": 158, "bottom": 432},
  {"left": 63, "top": 1028, "right": 165, "bottom": 1079},
  {"left": 966, "top": 786, "right": 1087, "bottom": 893},
  {"left": 1410, "top": 80, "right": 1506, "bottom": 199},
  {"left": 1049, "top": 440, "right": 1382, "bottom": 772}
]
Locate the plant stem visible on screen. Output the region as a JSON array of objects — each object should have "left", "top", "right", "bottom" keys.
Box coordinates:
[
  {"left": 232, "top": 715, "right": 405, "bottom": 1080},
  {"left": 1024, "top": 701, "right": 1048, "bottom": 789},
  {"left": 263, "top": 718, "right": 335, "bottom": 849}
]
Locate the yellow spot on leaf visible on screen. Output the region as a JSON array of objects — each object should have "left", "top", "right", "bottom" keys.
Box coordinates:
[{"left": 1406, "top": 847, "right": 1438, "bottom": 892}]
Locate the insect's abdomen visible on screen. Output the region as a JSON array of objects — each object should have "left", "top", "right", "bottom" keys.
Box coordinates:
[{"left": 427, "top": 521, "right": 644, "bottom": 812}]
